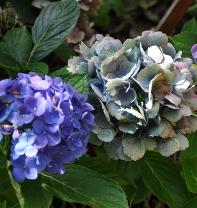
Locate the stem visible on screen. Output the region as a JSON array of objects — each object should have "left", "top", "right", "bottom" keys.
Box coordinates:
[{"left": 26, "top": 44, "right": 38, "bottom": 65}]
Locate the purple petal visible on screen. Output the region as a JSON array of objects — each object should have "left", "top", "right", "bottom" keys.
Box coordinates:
[
  {"left": 33, "top": 119, "right": 45, "bottom": 135},
  {"left": 24, "top": 168, "right": 38, "bottom": 180},
  {"left": 192, "top": 44, "right": 197, "bottom": 63},
  {"left": 44, "top": 110, "right": 63, "bottom": 125},
  {"left": 34, "top": 135, "right": 48, "bottom": 148},
  {"left": 34, "top": 97, "right": 47, "bottom": 116},
  {"left": 30, "top": 76, "right": 51, "bottom": 90},
  {"left": 47, "top": 133, "right": 61, "bottom": 146},
  {"left": 12, "top": 168, "right": 25, "bottom": 183}
]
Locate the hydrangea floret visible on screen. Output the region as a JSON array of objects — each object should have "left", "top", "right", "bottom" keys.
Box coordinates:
[
  {"left": 68, "top": 31, "right": 197, "bottom": 161},
  {"left": 0, "top": 72, "right": 94, "bottom": 182}
]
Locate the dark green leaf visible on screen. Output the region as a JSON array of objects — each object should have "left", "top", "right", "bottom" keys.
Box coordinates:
[
  {"left": 10, "top": 0, "right": 39, "bottom": 24},
  {"left": 51, "top": 67, "right": 89, "bottom": 93},
  {"left": 94, "top": 0, "right": 124, "bottom": 28},
  {"left": 9, "top": 171, "right": 53, "bottom": 208},
  {"left": 170, "top": 32, "right": 197, "bottom": 58},
  {"left": 26, "top": 62, "right": 49, "bottom": 74},
  {"left": 0, "top": 26, "right": 32, "bottom": 71},
  {"left": 54, "top": 43, "right": 75, "bottom": 63},
  {"left": 30, "top": 0, "right": 80, "bottom": 61},
  {"left": 182, "top": 18, "right": 197, "bottom": 33},
  {"left": 124, "top": 179, "right": 150, "bottom": 205},
  {"left": 183, "top": 196, "right": 197, "bottom": 208},
  {"left": 141, "top": 152, "right": 191, "bottom": 208},
  {"left": 0, "top": 26, "right": 32, "bottom": 65},
  {"left": 181, "top": 133, "right": 197, "bottom": 193},
  {"left": 41, "top": 164, "right": 128, "bottom": 208},
  {"left": 77, "top": 149, "right": 127, "bottom": 185},
  {"left": 116, "top": 160, "right": 142, "bottom": 183},
  {"left": 0, "top": 201, "right": 6, "bottom": 208},
  {"left": 0, "top": 156, "right": 18, "bottom": 207},
  {"left": 21, "top": 179, "right": 53, "bottom": 208},
  {"left": 188, "top": 4, "right": 197, "bottom": 18}
]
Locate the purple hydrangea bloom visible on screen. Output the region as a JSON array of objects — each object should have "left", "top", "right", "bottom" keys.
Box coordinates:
[
  {"left": 0, "top": 73, "right": 94, "bottom": 182},
  {"left": 192, "top": 44, "right": 197, "bottom": 63}
]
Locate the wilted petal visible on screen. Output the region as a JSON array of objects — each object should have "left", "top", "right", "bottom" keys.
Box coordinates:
[
  {"left": 94, "top": 126, "right": 116, "bottom": 142},
  {"left": 144, "top": 139, "right": 157, "bottom": 151},
  {"left": 104, "top": 139, "right": 130, "bottom": 161},
  {"left": 165, "top": 93, "right": 181, "bottom": 107},
  {"left": 122, "top": 136, "right": 145, "bottom": 161},
  {"left": 137, "top": 64, "right": 163, "bottom": 92},
  {"left": 106, "top": 80, "right": 136, "bottom": 106},
  {"left": 148, "top": 120, "right": 176, "bottom": 138},
  {"left": 107, "top": 101, "right": 125, "bottom": 120},
  {"left": 147, "top": 45, "right": 164, "bottom": 63},
  {"left": 139, "top": 31, "right": 168, "bottom": 49},
  {"left": 119, "top": 107, "right": 145, "bottom": 121},
  {"left": 90, "top": 79, "right": 107, "bottom": 102},
  {"left": 147, "top": 102, "right": 160, "bottom": 118},
  {"left": 119, "top": 123, "right": 138, "bottom": 134},
  {"left": 101, "top": 54, "right": 140, "bottom": 80},
  {"left": 158, "top": 134, "right": 189, "bottom": 157}
]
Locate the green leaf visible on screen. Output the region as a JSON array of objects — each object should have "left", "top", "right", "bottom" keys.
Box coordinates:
[
  {"left": 183, "top": 196, "right": 197, "bottom": 208},
  {"left": 8, "top": 171, "right": 53, "bottom": 208},
  {"left": 41, "top": 164, "right": 128, "bottom": 208},
  {"left": 0, "top": 156, "right": 18, "bottom": 207},
  {"left": 170, "top": 32, "right": 197, "bottom": 58},
  {"left": 116, "top": 160, "right": 142, "bottom": 183},
  {"left": 124, "top": 179, "right": 150, "bottom": 205},
  {"left": 141, "top": 152, "right": 191, "bottom": 208},
  {"left": 94, "top": 0, "right": 124, "bottom": 28},
  {"left": 30, "top": 0, "right": 80, "bottom": 61},
  {"left": 10, "top": 0, "right": 39, "bottom": 24},
  {"left": 54, "top": 43, "right": 75, "bottom": 63},
  {"left": 20, "top": 179, "right": 53, "bottom": 208},
  {"left": 181, "top": 133, "right": 197, "bottom": 193},
  {"left": 26, "top": 62, "right": 49, "bottom": 74},
  {"left": 0, "top": 26, "right": 32, "bottom": 70},
  {"left": 182, "top": 18, "right": 197, "bottom": 33},
  {"left": 77, "top": 149, "right": 127, "bottom": 185},
  {"left": 0, "top": 201, "right": 6, "bottom": 208},
  {"left": 51, "top": 67, "right": 89, "bottom": 93}
]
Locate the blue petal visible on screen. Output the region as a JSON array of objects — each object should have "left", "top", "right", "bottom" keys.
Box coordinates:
[
  {"left": 47, "top": 133, "right": 61, "bottom": 146},
  {"left": 33, "top": 119, "right": 45, "bottom": 135},
  {"left": 25, "top": 146, "right": 38, "bottom": 157},
  {"left": 34, "top": 135, "right": 48, "bottom": 148},
  {"left": 24, "top": 167, "right": 38, "bottom": 180},
  {"left": 12, "top": 168, "right": 25, "bottom": 183},
  {"left": 14, "top": 142, "right": 27, "bottom": 156}
]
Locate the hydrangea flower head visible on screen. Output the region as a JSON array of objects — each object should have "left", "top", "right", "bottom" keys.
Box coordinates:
[
  {"left": 68, "top": 31, "right": 197, "bottom": 161},
  {"left": 0, "top": 72, "right": 94, "bottom": 182}
]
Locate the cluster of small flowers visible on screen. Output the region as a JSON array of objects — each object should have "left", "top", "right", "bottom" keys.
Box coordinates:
[
  {"left": 68, "top": 31, "right": 197, "bottom": 161},
  {"left": 0, "top": 72, "right": 94, "bottom": 182}
]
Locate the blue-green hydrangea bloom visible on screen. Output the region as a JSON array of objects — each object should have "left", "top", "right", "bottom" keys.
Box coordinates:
[{"left": 68, "top": 31, "right": 197, "bottom": 161}]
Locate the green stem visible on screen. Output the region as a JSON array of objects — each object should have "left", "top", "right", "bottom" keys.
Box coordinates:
[{"left": 26, "top": 44, "right": 39, "bottom": 65}]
